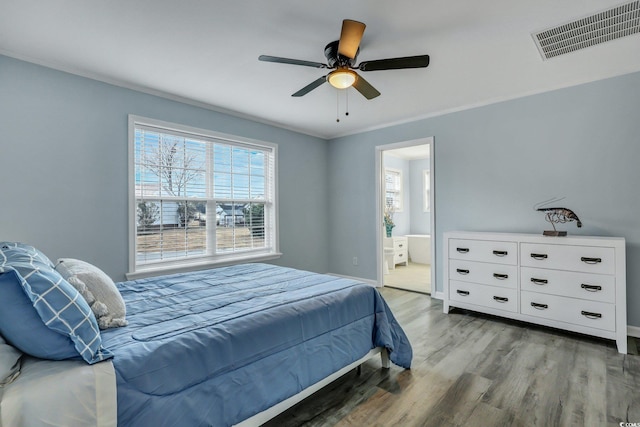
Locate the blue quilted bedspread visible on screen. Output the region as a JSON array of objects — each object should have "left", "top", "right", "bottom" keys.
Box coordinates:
[{"left": 100, "top": 263, "right": 412, "bottom": 426}]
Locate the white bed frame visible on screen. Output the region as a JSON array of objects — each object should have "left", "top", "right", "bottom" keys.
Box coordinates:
[
  {"left": 2, "top": 348, "right": 389, "bottom": 427},
  {"left": 234, "top": 347, "right": 390, "bottom": 427}
]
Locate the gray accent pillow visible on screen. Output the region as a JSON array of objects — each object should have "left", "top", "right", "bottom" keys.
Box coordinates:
[
  {"left": 0, "top": 334, "right": 22, "bottom": 386},
  {"left": 55, "top": 258, "right": 128, "bottom": 329}
]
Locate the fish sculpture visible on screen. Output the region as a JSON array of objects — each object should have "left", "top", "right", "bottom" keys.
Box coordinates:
[{"left": 534, "top": 197, "right": 582, "bottom": 236}]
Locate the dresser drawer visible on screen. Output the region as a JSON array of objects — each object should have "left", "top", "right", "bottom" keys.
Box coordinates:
[
  {"left": 521, "top": 267, "right": 615, "bottom": 303},
  {"left": 449, "top": 280, "right": 518, "bottom": 313},
  {"left": 393, "top": 237, "right": 407, "bottom": 251},
  {"left": 393, "top": 250, "right": 407, "bottom": 265},
  {"left": 449, "top": 239, "right": 517, "bottom": 265},
  {"left": 520, "top": 243, "right": 615, "bottom": 275},
  {"left": 521, "top": 291, "right": 615, "bottom": 332},
  {"left": 450, "top": 260, "right": 517, "bottom": 289}
]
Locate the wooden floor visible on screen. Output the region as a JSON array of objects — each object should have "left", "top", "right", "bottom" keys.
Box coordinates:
[
  {"left": 264, "top": 287, "right": 640, "bottom": 427},
  {"left": 384, "top": 262, "right": 431, "bottom": 294}
]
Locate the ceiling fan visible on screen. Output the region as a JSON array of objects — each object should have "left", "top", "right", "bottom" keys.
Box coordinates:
[{"left": 258, "top": 19, "right": 430, "bottom": 100}]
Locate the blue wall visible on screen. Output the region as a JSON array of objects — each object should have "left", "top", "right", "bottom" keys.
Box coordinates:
[
  {"left": 409, "top": 158, "right": 430, "bottom": 235},
  {"left": 0, "top": 55, "right": 329, "bottom": 280},
  {"left": 328, "top": 70, "right": 640, "bottom": 328},
  {"left": 2, "top": 53, "right": 639, "bottom": 328},
  {"left": 382, "top": 154, "right": 410, "bottom": 236},
  {"left": 382, "top": 154, "right": 431, "bottom": 236}
]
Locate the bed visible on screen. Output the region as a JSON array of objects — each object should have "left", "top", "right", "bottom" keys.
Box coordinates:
[
  {"left": 0, "top": 356, "right": 117, "bottom": 427},
  {"left": 0, "top": 245, "right": 412, "bottom": 427}
]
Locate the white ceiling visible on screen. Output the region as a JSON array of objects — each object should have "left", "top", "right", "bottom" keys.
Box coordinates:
[
  {"left": 1, "top": 0, "right": 639, "bottom": 139},
  {"left": 385, "top": 145, "right": 430, "bottom": 160}
]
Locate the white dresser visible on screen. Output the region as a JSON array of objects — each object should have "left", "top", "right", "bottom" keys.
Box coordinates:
[
  {"left": 443, "top": 231, "right": 627, "bottom": 354},
  {"left": 384, "top": 236, "right": 408, "bottom": 268}
]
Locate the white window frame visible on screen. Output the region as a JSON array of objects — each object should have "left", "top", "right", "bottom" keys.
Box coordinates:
[
  {"left": 385, "top": 167, "right": 403, "bottom": 212},
  {"left": 127, "top": 115, "right": 280, "bottom": 279}
]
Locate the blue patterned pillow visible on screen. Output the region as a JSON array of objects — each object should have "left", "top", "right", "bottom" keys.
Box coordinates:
[
  {"left": 0, "top": 243, "right": 113, "bottom": 364},
  {"left": 0, "top": 241, "right": 55, "bottom": 268}
]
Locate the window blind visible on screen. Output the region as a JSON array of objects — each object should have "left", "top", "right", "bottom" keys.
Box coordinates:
[{"left": 132, "top": 118, "right": 276, "bottom": 268}]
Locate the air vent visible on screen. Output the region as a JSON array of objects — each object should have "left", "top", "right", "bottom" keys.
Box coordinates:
[{"left": 533, "top": 0, "right": 640, "bottom": 60}]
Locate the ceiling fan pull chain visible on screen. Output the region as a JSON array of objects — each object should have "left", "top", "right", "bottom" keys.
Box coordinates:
[
  {"left": 336, "top": 90, "right": 340, "bottom": 122},
  {"left": 345, "top": 89, "right": 349, "bottom": 117}
]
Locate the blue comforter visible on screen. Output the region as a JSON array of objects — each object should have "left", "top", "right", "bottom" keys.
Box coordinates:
[{"left": 101, "top": 263, "right": 412, "bottom": 426}]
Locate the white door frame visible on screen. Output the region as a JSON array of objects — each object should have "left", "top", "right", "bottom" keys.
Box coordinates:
[{"left": 375, "top": 137, "right": 435, "bottom": 293}]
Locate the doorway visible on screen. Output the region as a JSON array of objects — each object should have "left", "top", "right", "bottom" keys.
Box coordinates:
[{"left": 375, "top": 137, "right": 435, "bottom": 294}]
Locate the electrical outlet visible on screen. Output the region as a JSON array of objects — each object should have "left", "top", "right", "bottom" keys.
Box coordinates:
[{"left": 352, "top": 257, "right": 358, "bottom": 266}]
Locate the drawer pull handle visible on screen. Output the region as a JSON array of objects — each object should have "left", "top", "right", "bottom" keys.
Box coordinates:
[
  {"left": 398, "top": 244, "right": 403, "bottom": 248},
  {"left": 581, "top": 257, "right": 602, "bottom": 264},
  {"left": 493, "top": 273, "right": 509, "bottom": 280},
  {"left": 493, "top": 250, "right": 508, "bottom": 257},
  {"left": 493, "top": 296, "right": 509, "bottom": 303},
  {"left": 457, "top": 290, "right": 470, "bottom": 296},
  {"left": 398, "top": 254, "right": 404, "bottom": 257},
  {"left": 530, "top": 253, "right": 548, "bottom": 260},
  {"left": 456, "top": 247, "right": 469, "bottom": 253},
  {"left": 531, "top": 302, "right": 548, "bottom": 310},
  {"left": 581, "top": 310, "right": 602, "bottom": 319},
  {"left": 581, "top": 284, "right": 602, "bottom": 292},
  {"left": 530, "top": 278, "right": 548, "bottom": 285},
  {"left": 456, "top": 269, "right": 470, "bottom": 275}
]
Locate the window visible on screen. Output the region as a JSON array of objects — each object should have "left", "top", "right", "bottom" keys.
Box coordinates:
[
  {"left": 423, "top": 169, "right": 431, "bottom": 212},
  {"left": 385, "top": 168, "right": 403, "bottom": 212},
  {"left": 129, "top": 116, "right": 278, "bottom": 276}
]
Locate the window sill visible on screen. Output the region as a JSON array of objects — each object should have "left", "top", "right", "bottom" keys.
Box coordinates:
[{"left": 126, "top": 252, "right": 283, "bottom": 281}]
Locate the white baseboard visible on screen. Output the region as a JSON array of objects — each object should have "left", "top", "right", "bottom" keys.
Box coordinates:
[
  {"left": 432, "top": 291, "right": 444, "bottom": 300},
  {"left": 628, "top": 325, "right": 640, "bottom": 338}
]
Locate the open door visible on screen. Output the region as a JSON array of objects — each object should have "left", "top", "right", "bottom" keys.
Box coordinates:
[{"left": 375, "top": 137, "right": 435, "bottom": 294}]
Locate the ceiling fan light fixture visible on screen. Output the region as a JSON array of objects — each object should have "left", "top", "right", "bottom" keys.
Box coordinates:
[
  {"left": 327, "top": 69, "right": 357, "bottom": 89},
  {"left": 260, "top": 19, "right": 429, "bottom": 101}
]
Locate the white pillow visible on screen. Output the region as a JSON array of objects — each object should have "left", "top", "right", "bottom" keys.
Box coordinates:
[
  {"left": 0, "top": 334, "right": 22, "bottom": 386},
  {"left": 55, "top": 259, "right": 128, "bottom": 330}
]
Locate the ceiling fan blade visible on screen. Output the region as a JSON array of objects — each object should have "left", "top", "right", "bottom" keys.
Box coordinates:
[
  {"left": 259, "top": 55, "right": 327, "bottom": 69},
  {"left": 338, "top": 19, "right": 366, "bottom": 59},
  {"left": 292, "top": 75, "right": 328, "bottom": 97},
  {"left": 358, "top": 55, "right": 430, "bottom": 71},
  {"left": 352, "top": 73, "right": 380, "bottom": 100}
]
